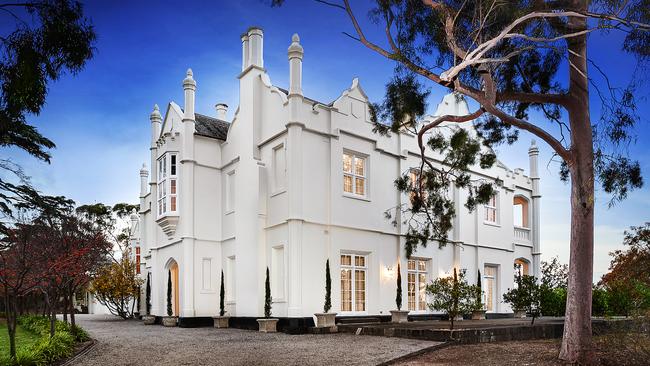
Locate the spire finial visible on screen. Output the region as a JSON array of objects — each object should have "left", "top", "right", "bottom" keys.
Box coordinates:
[
  {"left": 186, "top": 68, "right": 193, "bottom": 78},
  {"left": 292, "top": 33, "right": 300, "bottom": 43},
  {"left": 154, "top": 104, "right": 159, "bottom": 111}
]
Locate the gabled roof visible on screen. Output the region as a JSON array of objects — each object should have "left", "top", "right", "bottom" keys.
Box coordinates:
[{"left": 194, "top": 113, "right": 229, "bottom": 140}]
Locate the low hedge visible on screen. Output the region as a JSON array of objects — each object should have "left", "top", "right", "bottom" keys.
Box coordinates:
[{"left": 0, "top": 315, "right": 89, "bottom": 366}]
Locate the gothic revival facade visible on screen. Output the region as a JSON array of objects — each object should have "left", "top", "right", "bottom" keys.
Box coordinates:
[{"left": 133, "top": 27, "right": 541, "bottom": 324}]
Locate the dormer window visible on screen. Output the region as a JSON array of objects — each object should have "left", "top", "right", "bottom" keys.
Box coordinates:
[{"left": 158, "top": 153, "right": 178, "bottom": 216}]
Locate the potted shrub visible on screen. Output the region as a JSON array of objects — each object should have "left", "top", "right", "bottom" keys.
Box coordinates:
[
  {"left": 315, "top": 259, "right": 337, "bottom": 328},
  {"left": 162, "top": 270, "right": 177, "bottom": 327},
  {"left": 426, "top": 268, "right": 473, "bottom": 330},
  {"left": 143, "top": 273, "right": 156, "bottom": 325},
  {"left": 471, "top": 270, "right": 486, "bottom": 320},
  {"left": 503, "top": 268, "right": 541, "bottom": 324},
  {"left": 213, "top": 270, "right": 229, "bottom": 328},
  {"left": 257, "top": 267, "right": 278, "bottom": 332},
  {"left": 390, "top": 262, "right": 409, "bottom": 323}
]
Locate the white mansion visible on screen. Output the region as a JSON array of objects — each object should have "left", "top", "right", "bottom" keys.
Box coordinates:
[{"left": 132, "top": 27, "right": 541, "bottom": 326}]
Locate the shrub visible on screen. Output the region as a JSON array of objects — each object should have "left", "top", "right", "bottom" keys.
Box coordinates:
[
  {"left": 167, "top": 269, "right": 173, "bottom": 317},
  {"left": 592, "top": 285, "right": 609, "bottom": 317},
  {"left": 395, "top": 262, "right": 402, "bottom": 311},
  {"left": 540, "top": 285, "right": 567, "bottom": 317},
  {"left": 10, "top": 315, "right": 88, "bottom": 366},
  {"left": 426, "top": 268, "right": 474, "bottom": 330},
  {"left": 324, "top": 259, "right": 332, "bottom": 313},
  {"left": 219, "top": 269, "right": 225, "bottom": 317},
  {"left": 470, "top": 269, "right": 484, "bottom": 311},
  {"left": 502, "top": 272, "right": 541, "bottom": 324},
  {"left": 264, "top": 267, "right": 272, "bottom": 318}
]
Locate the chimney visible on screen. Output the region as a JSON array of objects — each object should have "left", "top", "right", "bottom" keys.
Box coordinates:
[
  {"left": 183, "top": 68, "right": 196, "bottom": 121},
  {"left": 241, "top": 33, "right": 250, "bottom": 71},
  {"left": 215, "top": 103, "right": 228, "bottom": 120},
  {"left": 150, "top": 104, "right": 162, "bottom": 146},
  {"left": 247, "top": 27, "right": 264, "bottom": 68},
  {"left": 288, "top": 33, "right": 304, "bottom": 96}
]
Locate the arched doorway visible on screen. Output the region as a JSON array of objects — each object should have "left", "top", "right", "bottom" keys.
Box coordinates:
[{"left": 165, "top": 259, "right": 180, "bottom": 316}]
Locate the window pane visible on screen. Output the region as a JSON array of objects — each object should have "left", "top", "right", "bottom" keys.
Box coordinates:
[
  {"left": 355, "top": 255, "right": 365, "bottom": 267},
  {"left": 170, "top": 196, "right": 176, "bottom": 211},
  {"left": 418, "top": 273, "right": 426, "bottom": 310},
  {"left": 171, "top": 155, "right": 177, "bottom": 175},
  {"left": 418, "top": 260, "right": 426, "bottom": 271},
  {"left": 343, "top": 175, "right": 353, "bottom": 193},
  {"left": 163, "top": 156, "right": 167, "bottom": 177},
  {"left": 408, "top": 272, "right": 415, "bottom": 310},
  {"left": 162, "top": 199, "right": 166, "bottom": 212},
  {"left": 355, "top": 157, "right": 364, "bottom": 176},
  {"left": 343, "top": 154, "right": 352, "bottom": 173},
  {"left": 170, "top": 179, "right": 176, "bottom": 194},
  {"left": 341, "top": 269, "right": 351, "bottom": 311},
  {"left": 340, "top": 255, "right": 351, "bottom": 266},
  {"left": 355, "top": 177, "right": 365, "bottom": 196},
  {"left": 355, "top": 270, "right": 365, "bottom": 311},
  {"left": 407, "top": 260, "right": 415, "bottom": 270}
]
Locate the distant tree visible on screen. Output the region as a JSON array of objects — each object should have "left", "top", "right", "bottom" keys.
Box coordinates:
[
  {"left": 91, "top": 249, "right": 143, "bottom": 319},
  {"left": 166, "top": 269, "right": 173, "bottom": 317},
  {"left": 219, "top": 270, "right": 225, "bottom": 316},
  {"left": 395, "top": 262, "right": 402, "bottom": 311},
  {"left": 264, "top": 267, "right": 272, "bottom": 318},
  {"left": 324, "top": 259, "right": 332, "bottom": 313},
  {"left": 592, "top": 285, "right": 609, "bottom": 317},
  {"left": 426, "top": 268, "right": 473, "bottom": 331},
  {"left": 271, "top": 1, "right": 649, "bottom": 362}
]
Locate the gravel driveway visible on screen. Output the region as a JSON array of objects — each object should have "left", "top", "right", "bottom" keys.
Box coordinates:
[{"left": 72, "top": 315, "right": 439, "bottom": 366}]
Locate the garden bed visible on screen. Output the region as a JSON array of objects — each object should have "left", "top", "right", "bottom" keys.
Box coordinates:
[{"left": 0, "top": 316, "right": 90, "bottom": 366}]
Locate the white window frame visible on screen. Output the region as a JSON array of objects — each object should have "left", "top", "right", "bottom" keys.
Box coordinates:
[
  {"left": 484, "top": 192, "right": 499, "bottom": 225},
  {"left": 407, "top": 259, "right": 429, "bottom": 312},
  {"left": 483, "top": 264, "right": 498, "bottom": 312},
  {"left": 340, "top": 253, "right": 367, "bottom": 313},
  {"left": 157, "top": 152, "right": 178, "bottom": 217},
  {"left": 342, "top": 151, "right": 368, "bottom": 199}
]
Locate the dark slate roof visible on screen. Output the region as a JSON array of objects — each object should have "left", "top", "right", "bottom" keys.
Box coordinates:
[{"left": 194, "top": 113, "right": 229, "bottom": 140}]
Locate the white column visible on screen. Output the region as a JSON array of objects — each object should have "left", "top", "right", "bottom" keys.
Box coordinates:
[
  {"left": 528, "top": 140, "right": 541, "bottom": 279},
  {"left": 181, "top": 69, "right": 197, "bottom": 317},
  {"left": 286, "top": 33, "right": 304, "bottom": 317}
]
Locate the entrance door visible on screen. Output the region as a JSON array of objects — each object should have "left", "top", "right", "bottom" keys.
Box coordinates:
[{"left": 169, "top": 261, "right": 180, "bottom": 316}]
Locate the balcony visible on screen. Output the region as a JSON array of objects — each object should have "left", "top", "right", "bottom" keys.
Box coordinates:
[{"left": 514, "top": 226, "right": 531, "bottom": 243}]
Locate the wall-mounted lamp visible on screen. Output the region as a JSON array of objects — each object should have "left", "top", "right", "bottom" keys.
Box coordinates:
[{"left": 384, "top": 265, "right": 395, "bottom": 278}]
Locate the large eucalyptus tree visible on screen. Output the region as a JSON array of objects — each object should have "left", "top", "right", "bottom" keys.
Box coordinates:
[{"left": 273, "top": 0, "right": 649, "bottom": 363}]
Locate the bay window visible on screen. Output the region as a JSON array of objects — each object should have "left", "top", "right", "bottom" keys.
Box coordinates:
[{"left": 157, "top": 153, "right": 178, "bottom": 216}]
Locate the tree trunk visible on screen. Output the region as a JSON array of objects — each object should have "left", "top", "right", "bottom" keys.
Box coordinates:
[
  {"left": 559, "top": 3, "right": 595, "bottom": 363},
  {"left": 5, "top": 292, "right": 17, "bottom": 360}
]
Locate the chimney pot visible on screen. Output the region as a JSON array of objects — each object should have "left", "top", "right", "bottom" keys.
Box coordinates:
[{"left": 215, "top": 103, "right": 228, "bottom": 120}]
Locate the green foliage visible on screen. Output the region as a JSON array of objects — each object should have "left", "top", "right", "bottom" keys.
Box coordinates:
[
  {"left": 8, "top": 316, "right": 87, "bottom": 366},
  {"left": 324, "top": 259, "right": 332, "bottom": 313},
  {"left": 470, "top": 270, "right": 484, "bottom": 311},
  {"left": 592, "top": 285, "right": 610, "bottom": 317},
  {"left": 167, "top": 269, "right": 173, "bottom": 317},
  {"left": 395, "top": 262, "right": 402, "bottom": 311},
  {"left": 539, "top": 286, "right": 567, "bottom": 317},
  {"left": 264, "top": 267, "right": 272, "bottom": 318},
  {"left": 503, "top": 268, "right": 541, "bottom": 324},
  {"left": 219, "top": 270, "right": 225, "bottom": 317},
  {"left": 146, "top": 273, "right": 152, "bottom": 316},
  {"left": 425, "top": 268, "right": 475, "bottom": 330}
]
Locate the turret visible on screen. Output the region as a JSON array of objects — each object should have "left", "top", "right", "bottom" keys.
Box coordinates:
[
  {"left": 150, "top": 104, "right": 162, "bottom": 147},
  {"left": 139, "top": 163, "right": 148, "bottom": 198},
  {"left": 248, "top": 27, "right": 264, "bottom": 68},
  {"left": 288, "top": 33, "right": 303, "bottom": 96},
  {"left": 528, "top": 140, "right": 541, "bottom": 279},
  {"left": 183, "top": 69, "right": 196, "bottom": 122}
]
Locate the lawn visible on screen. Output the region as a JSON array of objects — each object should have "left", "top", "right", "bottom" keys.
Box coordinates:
[{"left": 0, "top": 321, "right": 40, "bottom": 357}]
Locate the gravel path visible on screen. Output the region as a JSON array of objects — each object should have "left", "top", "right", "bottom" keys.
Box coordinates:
[{"left": 73, "top": 315, "right": 439, "bottom": 366}]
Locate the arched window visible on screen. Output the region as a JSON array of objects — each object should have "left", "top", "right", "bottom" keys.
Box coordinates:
[
  {"left": 513, "top": 196, "right": 529, "bottom": 228},
  {"left": 514, "top": 258, "right": 530, "bottom": 276}
]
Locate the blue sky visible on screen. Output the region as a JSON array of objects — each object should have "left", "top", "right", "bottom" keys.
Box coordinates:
[{"left": 4, "top": 0, "right": 649, "bottom": 281}]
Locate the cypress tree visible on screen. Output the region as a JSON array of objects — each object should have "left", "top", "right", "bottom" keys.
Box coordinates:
[
  {"left": 167, "top": 270, "right": 173, "bottom": 316},
  {"left": 396, "top": 262, "right": 402, "bottom": 310},
  {"left": 264, "top": 267, "right": 272, "bottom": 318},
  {"left": 324, "top": 259, "right": 331, "bottom": 313},
  {"left": 477, "top": 269, "right": 483, "bottom": 308},
  {"left": 146, "top": 273, "right": 151, "bottom": 315},
  {"left": 219, "top": 270, "right": 225, "bottom": 317}
]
